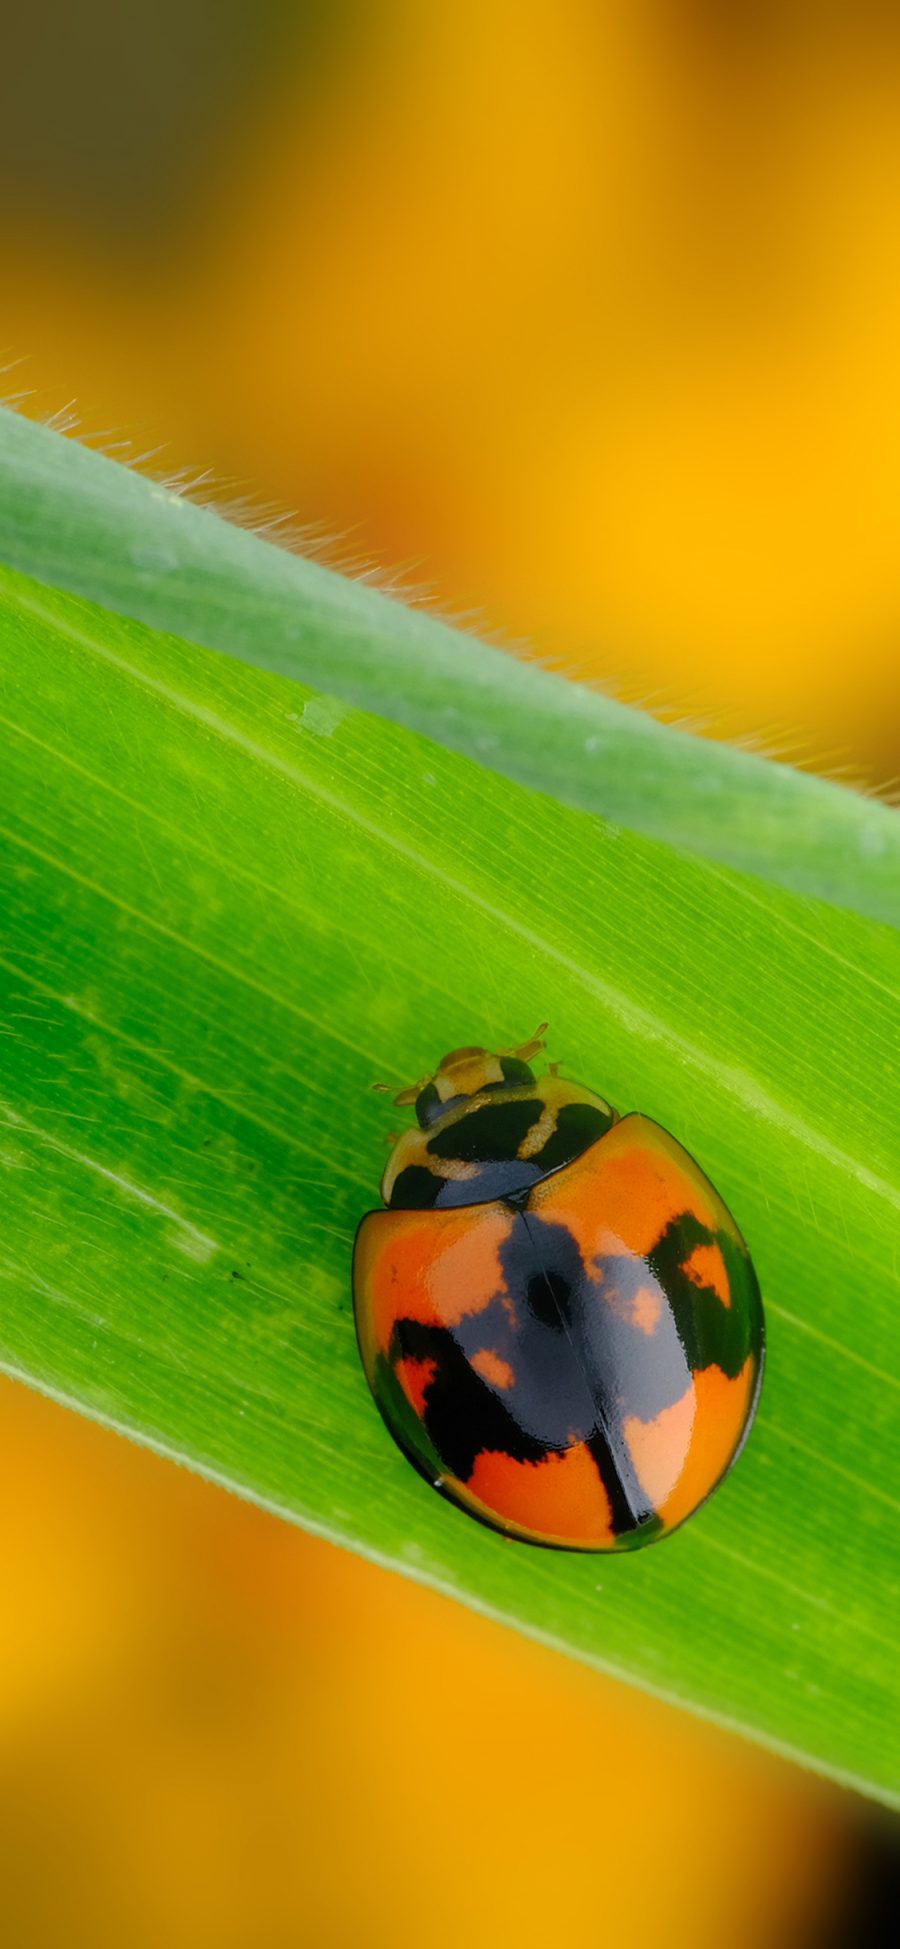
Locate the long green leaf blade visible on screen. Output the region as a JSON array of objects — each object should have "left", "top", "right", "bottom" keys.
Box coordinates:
[
  {"left": 0, "top": 407, "right": 896, "bottom": 922},
  {"left": 1, "top": 562, "right": 897, "bottom": 1803}
]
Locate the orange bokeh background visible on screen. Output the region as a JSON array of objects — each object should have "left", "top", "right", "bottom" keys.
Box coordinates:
[{"left": 1, "top": 4, "right": 897, "bottom": 1943}]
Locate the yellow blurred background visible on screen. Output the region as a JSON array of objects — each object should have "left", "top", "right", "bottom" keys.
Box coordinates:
[{"left": 1, "top": 3, "right": 898, "bottom": 1943}]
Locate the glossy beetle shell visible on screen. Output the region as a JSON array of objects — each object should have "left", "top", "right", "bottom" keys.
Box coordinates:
[{"left": 353, "top": 1059, "right": 764, "bottom": 1551}]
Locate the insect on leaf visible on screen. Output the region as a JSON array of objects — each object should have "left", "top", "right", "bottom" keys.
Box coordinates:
[{"left": 0, "top": 554, "right": 897, "bottom": 1806}]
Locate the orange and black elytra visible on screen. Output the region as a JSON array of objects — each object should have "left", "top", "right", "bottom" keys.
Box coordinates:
[{"left": 353, "top": 1029, "right": 764, "bottom": 1551}]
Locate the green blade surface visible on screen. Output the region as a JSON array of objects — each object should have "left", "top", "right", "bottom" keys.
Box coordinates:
[
  {"left": 0, "top": 406, "right": 896, "bottom": 923},
  {"left": 1, "top": 562, "right": 897, "bottom": 1804}
]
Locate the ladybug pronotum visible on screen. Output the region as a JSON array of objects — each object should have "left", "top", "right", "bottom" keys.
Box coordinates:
[{"left": 352, "top": 1028, "right": 764, "bottom": 1551}]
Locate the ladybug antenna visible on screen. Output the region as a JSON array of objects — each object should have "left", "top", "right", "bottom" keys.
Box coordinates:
[
  {"left": 503, "top": 1021, "right": 548, "bottom": 1065},
  {"left": 370, "top": 1076, "right": 431, "bottom": 1107}
]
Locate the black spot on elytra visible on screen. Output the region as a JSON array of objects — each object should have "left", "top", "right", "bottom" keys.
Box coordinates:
[
  {"left": 647, "top": 1213, "right": 759, "bottom": 1378},
  {"left": 390, "top": 1313, "right": 550, "bottom": 1483},
  {"left": 525, "top": 1266, "right": 573, "bottom": 1332},
  {"left": 587, "top": 1433, "right": 659, "bottom": 1542},
  {"left": 373, "top": 1349, "right": 445, "bottom": 1482}
]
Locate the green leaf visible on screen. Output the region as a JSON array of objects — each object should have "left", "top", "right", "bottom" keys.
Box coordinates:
[
  {"left": 0, "top": 406, "right": 897, "bottom": 924},
  {"left": 1, "top": 560, "right": 897, "bottom": 1807}
]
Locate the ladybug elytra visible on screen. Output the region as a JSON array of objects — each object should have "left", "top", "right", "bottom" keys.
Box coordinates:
[{"left": 353, "top": 1028, "right": 764, "bottom": 1551}]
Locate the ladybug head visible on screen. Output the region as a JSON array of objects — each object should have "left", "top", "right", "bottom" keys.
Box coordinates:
[{"left": 386, "top": 1024, "right": 548, "bottom": 1129}]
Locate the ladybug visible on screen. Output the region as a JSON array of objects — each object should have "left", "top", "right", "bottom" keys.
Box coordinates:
[{"left": 353, "top": 1028, "right": 764, "bottom": 1551}]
